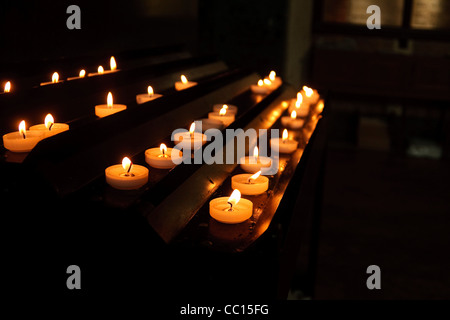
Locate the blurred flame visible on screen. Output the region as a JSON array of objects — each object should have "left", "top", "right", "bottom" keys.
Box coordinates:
[
  {"left": 297, "top": 92, "right": 303, "bottom": 103},
  {"left": 249, "top": 170, "right": 261, "bottom": 182},
  {"left": 4, "top": 81, "right": 11, "bottom": 93},
  {"left": 282, "top": 129, "right": 288, "bottom": 141},
  {"left": 263, "top": 79, "right": 272, "bottom": 86},
  {"left": 181, "top": 75, "right": 188, "bottom": 84},
  {"left": 98, "top": 66, "right": 104, "bottom": 74},
  {"left": 257, "top": 79, "right": 264, "bottom": 87},
  {"left": 317, "top": 100, "right": 324, "bottom": 113},
  {"left": 303, "top": 86, "right": 313, "bottom": 97},
  {"left": 110, "top": 56, "right": 117, "bottom": 71},
  {"left": 148, "top": 86, "right": 154, "bottom": 96},
  {"left": 253, "top": 146, "right": 259, "bottom": 158},
  {"left": 122, "top": 157, "right": 132, "bottom": 173},
  {"left": 219, "top": 107, "right": 227, "bottom": 116},
  {"left": 227, "top": 189, "right": 241, "bottom": 207},
  {"left": 269, "top": 71, "right": 276, "bottom": 81},
  {"left": 295, "top": 99, "right": 301, "bottom": 109},
  {"left": 189, "top": 122, "right": 195, "bottom": 135},
  {"left": 107, "top": 92, "right": 113, "bottom": 108},
  {"left": 45, "top": 114, "right": 54, "bottom": 130},
  {"left": 19, "top": 120, "right": 26, "bottom": 138},
  {"left": 223, "top": 104, "right": 228, "bottom": 110},
  {"left": 160, "top": 143, "right": 167, "bottom": 155},
  {"left": 79, "top": 69, "right": 86, "bottom": 78},
  {"left": 291, "top": 110, "right": 297, "bottom": 119},
  {"left": 52, "top": 72, "right": 59, "bottom": 83}
]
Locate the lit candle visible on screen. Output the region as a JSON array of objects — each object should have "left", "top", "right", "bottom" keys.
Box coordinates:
[
  {"left": 40, "top": 72, "right": 62, "bottom": 86},
  {"left": 2, "top": 120, "right": 44, "bottom": 153},
  {"left": 67, "top": 69, "right": 86, "bottom": 81},
  {"left": 145, "top": 143, "right": 182, "bottom": 169},
  {"left": 30, "top": 114, "right": 69, "bottom": 138},
  {"left": 281, "top": 110, "right": 304, "bottom": 130},
  {"left": 95, "top": 92, "right": 127, "bottom": 118},
  {"left": 208, "top": 105, "right": 235, "bottom": 127},
  {"left": 173, "top": 122, "right": 207, "bottom": 150},
  {"left": 3, "top": 81, "right": 11, "bottom": 93},
  {"left": 302, "top": 85, "right": 319, "bottom": 105},
  {"left": 212, "top": 104, "right": 238, "bottom": 115},
  {"left": 250, "top": 79, "right": 271, "bottom": 94},
  {"left": 270, "top": 129, "right": 298, "bottom": 154},
  {"left": 288, "top": 92, "right": 310, "bottom": 116},
  {"left": 136, "top": 85, "right": 163, "bottom": 104},
  {"left": 231, "top": 170, "right": 269, "bottom": 196},
  {"left": 105, "top": 157, "right": 149, "bottom": 190},
  {"left": 265, "top": 70, "right": 282, "bottom": 89},
  {"left": 195, "top": 118, "right": 224, "bottom": 132},
  {"left": 175, "top": 75, "right": 197, "bottom": 91},
  {"left": 239, "top": 146, "right": 272, "bottom": 173},
  {"left": 209, "top": 189, "right": 253, "bottom": 224}
]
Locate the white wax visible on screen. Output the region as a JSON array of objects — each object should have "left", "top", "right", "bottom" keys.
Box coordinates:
[
  {"left": 239, "top": 156, "right": 272, "bottom": 173},
  {"left": 208, "top": 112, "right": 235, "bottom": 127},
  {"left": 105, "top": 164, "right": 149, "bottom": 190},
  {"left": 29, "top": 123, "right": 69, "bottom": 138},
  {"left": 175, "top": 81, "right": 197, "bottom": 91},
  {"left": 250, "top": 84, "right": 270, "bottom": 95},
  {"left": 231, "top": 174, "right": 269, "bottom": 195},
  {"left": 281, "top": 116, "right": 304, "bottom": 130},
  {"left": 270, "top": 138, "right": 298, "bottom": 154},
  {"left": 2, "top": 131, "right": 44, "bottom": 153},
  {"left": 213, "top": 104, "right": 238, "bottom": 115},
  {"left": 145, "top": 147, "right": 182, "bottom": 169},
  {"left": 209, "top": 197, "right": 253, "bottom": 224},
  {"left": 95, "top": 104, "right": 127, "bottom": 118},
  {"left": 136, "top": 93, "right": 163, "bottom": 105},
  {"left": 173, "top": 132, "right": 207, "bottom": 150}
]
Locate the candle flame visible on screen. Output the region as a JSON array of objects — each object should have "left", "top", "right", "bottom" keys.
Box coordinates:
[
  {"left": 249, "top": 170, "right": 261, "bottom": 182},
  {"left": 181, "top": 75, "right": 188, "bottom": 84},
  {"left": 19, "top": 120, "right": 26, "bottom": 139},
  {"left": 291, "top": 110, "right": 297, "bottom": 119},
  {"left": 107, "top": 92, "right": 113, "bottom": 108},
  {"left": 303, "top": 86, "right": 313, "bottom": 97},
  {"left": 317, "top": 100, "right": 324, "bottom": 113},
  {"left": 219, "top": 107, "right": 227, "bottom": 116},
  {"left": 257, "top": 79, "right": 264, "bottom": 87},
  {"left": 297, "top": 92, "right": 303, "bottom": 103},
  {"left": 269, "top": 71, "right": 276, "bottom": 81},
  {"left": 45, "top": 114, "right": 54, "bottom": 130},
  {"left": 147, "top": 86, "right": 154, "bottom": 96},
  {"left": 295, "top": 99, "right": 301, "bottom": 109},
  {"left": 52, "top": 72, "right": 59, "bottom": 83},
  {"left": 282, "top": 129, "right": 288, "bottom": 141},
  {"left": 223, "top": 104, "right": 228, "bottom": 109},
  {"left": 227, "top": 189, "right": 241, "bottom": 207},
  {"left": 79, "top": 69, "right": 86, "bottom": 78},
  {"left": 110, "top": 56, "right": 117, "bottom": 71},
  {"left": 98, "top": 66, "right": 104, "bottom": 74},
  {"left": 263, "top": 79, "right": 272, "bottom": 86},
  {"left": 160, "top": 143, "right": 167, "bottom": 155},
  {"left": 122, "top": 157, "right": 132, "bottom": 173},
  {"left": 189, "top": 122, "right": 195, "bottom": 135},
  {"left": 4, "top": 81, "right": 11, "bottom": 93},
  {"left": 253, "top": 146, "right": 259, "bottom": 158}
]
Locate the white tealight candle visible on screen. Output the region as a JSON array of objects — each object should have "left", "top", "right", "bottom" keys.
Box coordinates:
[
  {"left": 281, "top": 110, "right": 304, "bottom": 130},
  {"left": 175, "top": 75, "right": 197, "bottom": 91},
  {"left": 95, "top": 92, "right": 127, "bottom": 118},
  {"left": 145, "top": 143, "right": 182, "bottom": 169},
  {"left": 270, "top": 129, "right": 298, "bottom": 154},
  {"left": 105, "top": 157, "right": 149, "bottom": 190},
  {"left": 2, "top": 120, "right": 44, "bottom": 153},
  {"left": 136, "top": 85, "right": 163, "bottom": 104},
  {"left": 250, "top": 79, "right": 271, "bottom": 94},
  {"left": 213, "top": 104, "right": 238, "bottom": 115},
  {"left": 231, "top": 171, "right": 269, "bottom": 196},
  {"left": 40, "top": 72, "right": 62, "bottom": 86},
  {"left": 29, "top": 114, "right": 69, "bottom": 138},
  {"left": 173, "top": 122, "right": 207, "bottom": 150},
  {"left": 208, "top": 106, "right": 235, "bottom": 127},
  {"left": 67, "top": 69, "right": 87, "bottom": 81},
  {"left": 239, "top": 146, "right": 272, "bottom": 173},
  {"left": 209, "top": 189, "right": 253, "bottom": 224}
]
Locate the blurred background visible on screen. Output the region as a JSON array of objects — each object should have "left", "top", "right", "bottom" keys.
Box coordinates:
[{"left": 0, "top": 0, "right": 449, "bottom": 299}]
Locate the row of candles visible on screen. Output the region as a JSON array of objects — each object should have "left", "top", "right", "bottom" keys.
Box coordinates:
[{"left": 1, "top": 67, "right": 321, "bottom": 225}]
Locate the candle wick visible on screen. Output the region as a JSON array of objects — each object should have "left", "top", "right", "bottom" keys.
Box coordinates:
[
  {"left": 48, "top": 123, "right": 54, "bottom": 131},
  {"left": 227, "top": 201, "right": 233, "bottom": 211},
  {"left": 247, "top": 178, "right": 254, "bottom": 184},
  {"left": 21, "top": 132, "right": 26, "bottom": 139}
]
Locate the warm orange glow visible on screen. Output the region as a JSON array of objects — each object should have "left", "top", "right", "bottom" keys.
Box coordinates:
[
  {"left": 181, "top": 75, "right": 188, "bottom": 84},
  {"left": 52, "top": 72, "right": 59, "bottom": 83},
  {"left": 160, "top": 143, "right": 167, "bottom": 155},
  {"left": 303, "top": 86, "right": 313, "bottom": 97},
  {"left": 107, "top": 92, "right": 113, "bottom": 108},
  {"left": 317, "top": 100, "right": 324, "bottom": 113},
  {"left": 295, "top": 99, "right": 301, "bottom": 109},
  {"left": 79, "top": 70, "right": 86, "bottom": 78},
  {"left": 248, "top": 170, "right": 261, "bottom": 183},
  {"left": 147, "top": 86, "right": 154, "bottom": 96},
  {"left": 282, "top": 129, "right": 288, "bottom": 141},
  {"left": 257, "top": 79, "right": 264, "bottom": 87},
  {"left": 291, "top": 110, "right": 297, "bottom": 119},
  {"left": 110, "top": 56, "right": 117, "bottom": 71},
  {"left": 4, "top": 81, "right": 11, "bottom": 93},
  {"left": 282, "top": 101, "right": 288, "bottom": 108},
  {"left": 253, "top": 146, "right": 259, "bottom": 158},
  {"left": 45, "top": 114, "right": 54, "bottom": 130},
  {"left": 227, "top": 189, "right": 241, "bottom": 207},
  {"left": 219, "top": 107, "right": 227, "bottom": 116},
  {"left": 122, "top": 157, "right": 133, "bottom": 173},
  {"left": 263, "top": 79, "right": 272, "bottom": 86},
  {"left": 189, "top": 122, "right": 195, "bottom": 135},
  {"left": 269, "top": 71, "right": 276, "bottom": 82},
  {"left": 98, "top": 66, "right": 104, "bottom": 74},
  {"left": 19, "top": 120, "right": 26, "bottom": 139},
  {"left": 223, "top": 104, "right": 228, "bottom": 110}
]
